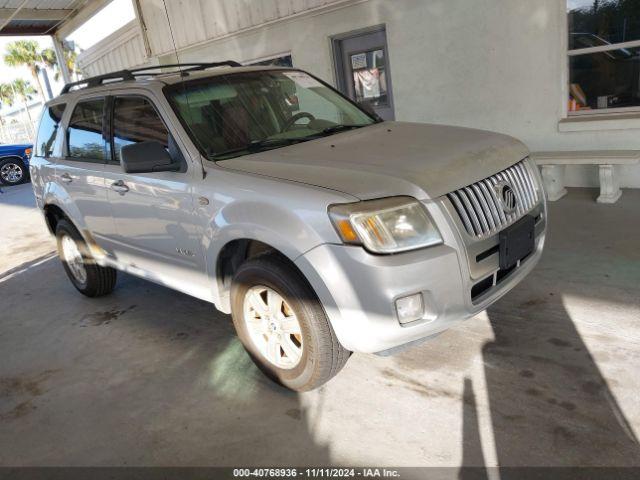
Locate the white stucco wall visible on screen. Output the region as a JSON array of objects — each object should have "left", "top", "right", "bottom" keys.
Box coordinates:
[
  {"left": 172, "top": 0, "right": 640, "bottom": 188},
  {"left": 79, "top": 0, "right": 640, "bottom": 188}
]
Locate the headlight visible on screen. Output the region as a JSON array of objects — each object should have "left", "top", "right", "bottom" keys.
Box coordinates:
[
  {"left": 329, "top": 196, "right": 442, "bottom": 254},
  {"left": 24, "top": 148, "right": 32, "bottom": 158}
]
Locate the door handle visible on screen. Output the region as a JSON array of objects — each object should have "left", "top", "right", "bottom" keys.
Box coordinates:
[
  {"left": 110, "top": 180, "right": 130, "bottom": 195},
  {"left": 59, "top": 173, "right": 73, "bottom": 183}
]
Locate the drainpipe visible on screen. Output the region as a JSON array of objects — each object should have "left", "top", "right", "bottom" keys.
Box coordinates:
[
  {"left": 132, "top": 0, "right": 152, "bottom": 58},
  {"left": 51, "top": 35, "right": 72, "bottom": 85},
  {"left": 40, "top": 69, "right": 53, "bottom": 100}
]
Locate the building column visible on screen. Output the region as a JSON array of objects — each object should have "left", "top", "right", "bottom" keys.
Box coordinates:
[{"left": 51, "top": 35, "right": 72, "bottom": 84}]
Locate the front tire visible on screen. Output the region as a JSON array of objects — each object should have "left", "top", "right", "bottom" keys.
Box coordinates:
[
  {"left": 56, "top": 220, "right": 117, "bottom": 297},
  {"left": 230, "top": 253, "right": 350, "bottom": 391},
  {"left": 0, "top": 158, "right": 26, "bottom": 185}
]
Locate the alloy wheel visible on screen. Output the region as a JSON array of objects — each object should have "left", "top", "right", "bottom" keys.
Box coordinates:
[
  {"left": 242, "top": 285, "right": 303, "bottom": 369},
  {"left": 0, "top": 162, "right": 23, "bottom": 184},
  {"left": 61, "top": 235, "right": 87, "bottom": 285}
]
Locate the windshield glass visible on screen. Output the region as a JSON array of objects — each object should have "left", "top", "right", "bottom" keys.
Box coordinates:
[{"left": 165, "top": 70, "right": 376, "bottom": 159}]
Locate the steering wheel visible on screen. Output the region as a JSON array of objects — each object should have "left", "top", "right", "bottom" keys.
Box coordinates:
[{"left": 283, "top": 112, "right": 316, "bottom": 131}]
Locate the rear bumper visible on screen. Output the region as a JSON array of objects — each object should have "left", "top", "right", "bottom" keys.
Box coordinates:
[{"left": 295, "top": 194, "right": 546, "bottom": 354}]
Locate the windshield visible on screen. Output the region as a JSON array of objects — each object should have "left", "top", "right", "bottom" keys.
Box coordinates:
[{"left": 165, "top": 70, "right": 377, "bottom": 160}]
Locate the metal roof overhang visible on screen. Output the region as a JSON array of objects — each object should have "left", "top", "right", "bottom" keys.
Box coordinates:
[{"left": 0, "top": 0, "right": 111, "bottom": 37}]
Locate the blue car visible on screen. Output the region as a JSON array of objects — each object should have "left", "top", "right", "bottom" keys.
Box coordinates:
[{"left": 0, "top": 143, "right": 32, "bottom": 186}]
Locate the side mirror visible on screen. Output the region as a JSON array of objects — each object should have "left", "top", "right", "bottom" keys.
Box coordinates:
[{"left": 120, "top": 141, "right": 181, "bottom": 174}]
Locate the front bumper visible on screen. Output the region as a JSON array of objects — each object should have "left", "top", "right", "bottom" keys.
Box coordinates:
[{"left": 295, "top": 194, "right": 546, "bottom": 354}]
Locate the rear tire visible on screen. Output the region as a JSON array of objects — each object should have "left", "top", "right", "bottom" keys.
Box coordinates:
[
  {"left": 56, "top": 219, "right": 117, "bottom": 297},
  {"left": 230, "top": 253, "right": 350, "bottom": 392},
  {"left": 0, "top": 158, "right": 26, "bottom": 185}
]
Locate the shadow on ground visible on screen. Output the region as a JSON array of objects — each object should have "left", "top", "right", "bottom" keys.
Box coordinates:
[
  {"left": 1, "top": 188, "right": 639, "bottom": 469},
  {"left": 0, "top": 258, "right": 330, "bottom": 466}
]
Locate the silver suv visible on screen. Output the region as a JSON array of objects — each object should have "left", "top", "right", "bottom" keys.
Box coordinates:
[{"left": 30, "top": 63, "right": 546, "bottom": 391}]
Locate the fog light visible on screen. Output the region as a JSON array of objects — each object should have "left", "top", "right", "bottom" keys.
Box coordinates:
[{"left": 395, "top": 293, "right": 424, "bottom": 324}]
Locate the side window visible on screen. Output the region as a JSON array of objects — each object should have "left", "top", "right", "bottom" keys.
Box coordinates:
[
  {"left": 67, "top": 99, "right": 107, "bottom": 162},
  {"left": 112, "top": 96, "right": 169, "bottom": 164},
  {"left": 35, "top": 103, "right": 66, "bottom": 158}
]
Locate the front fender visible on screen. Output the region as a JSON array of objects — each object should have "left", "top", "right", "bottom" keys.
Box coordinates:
[
  {"left": 204, "top": 199, "right": 336, "bottom": 310},
  {"left": 199, "top": 165, "right": 359, "bottom": 306}
]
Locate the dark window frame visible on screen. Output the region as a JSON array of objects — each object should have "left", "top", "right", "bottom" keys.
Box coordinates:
[
  {"left": 107, "top": 93, "right": 186, "bottom": 172},
  {"left": 567, "top": 1, "right": 640, "bottom": 116},
  {"left": 65, "top": 97, "right": 109, "bottom": 164},
  {"left": 34, "top": 102, "right": 66, "bottom": 158}
]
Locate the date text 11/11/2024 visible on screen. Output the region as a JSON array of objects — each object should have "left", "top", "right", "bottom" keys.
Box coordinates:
[{"left": 232, "top": 468, "right": 401, "bottom": 478}]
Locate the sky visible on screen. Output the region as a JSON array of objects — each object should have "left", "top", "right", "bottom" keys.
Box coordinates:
[
  {"left": 0, "top": 0, "right": 134, "bottom": 114},
  {"left": 567, "top": 0, "right": 596, "bottom": 10}
]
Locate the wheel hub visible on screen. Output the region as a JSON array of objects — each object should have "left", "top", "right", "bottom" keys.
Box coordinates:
[
  {"left": 0, "top": 163, "right": 23, "bottom": 183},
  {"left": 61, "top": 235, "right": 87, "bottom": 285},
  {"left": 242, "top": 285, "right": 303, "bottom": 370}
]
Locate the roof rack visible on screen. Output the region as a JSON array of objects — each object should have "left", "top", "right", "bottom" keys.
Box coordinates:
[{"left": 61, "top": 61, "right": 242, "bottom": 94}]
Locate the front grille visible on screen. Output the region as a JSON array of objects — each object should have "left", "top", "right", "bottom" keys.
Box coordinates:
[{"left": 447, "top": 159, "right": 539, "bottom": 238}]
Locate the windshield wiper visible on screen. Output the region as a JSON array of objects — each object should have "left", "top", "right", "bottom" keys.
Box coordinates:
[
  {"left": 209, "top": 125, "right": 370, "bottom": 159},
  {"left": 208, "top": 137, "right": 310, "bottom": 159},
  {"left": 320, "top": 124, "right": 368, "bottom": 135}
]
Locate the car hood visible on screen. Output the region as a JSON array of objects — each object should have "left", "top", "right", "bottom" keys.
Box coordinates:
[
  {"left": 217, "top": 122, "right": 529, "bottom": 200},
  {"left": 0, "top": 144, "right": 31, "bottom": 154}
]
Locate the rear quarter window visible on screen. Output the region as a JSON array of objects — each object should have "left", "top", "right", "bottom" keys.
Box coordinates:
[{"left": 35, "top": 103, "right": 66, "bottom": 158}]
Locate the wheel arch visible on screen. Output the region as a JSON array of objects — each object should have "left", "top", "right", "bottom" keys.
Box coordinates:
[
  {"left": 42, "top": 203, "right": 69, "bottom": 235},
  {"left": 41, "top": 185, "right": 87, "bottom": 236},
  {"left": 0, "top": 155, "right": 26, "bottom": 163},
  {"left": 214, "top": 237, "right": 304, "bottom": 313}
]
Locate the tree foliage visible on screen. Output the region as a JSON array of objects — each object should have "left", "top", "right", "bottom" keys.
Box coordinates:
[{"left": 569, "top": 0, "right": 640, "bottom": 43}]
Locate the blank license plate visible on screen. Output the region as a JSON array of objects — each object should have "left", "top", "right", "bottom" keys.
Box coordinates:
[{"left": 499, "top": 215, "right": 535, "bottom": 270}]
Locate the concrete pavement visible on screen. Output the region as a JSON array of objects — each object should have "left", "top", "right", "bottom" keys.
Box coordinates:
[
  {"left": 0, "top": 183, "right": 55, "bottom": 274},
  {"left": 1, "top": 184, "right": 639, "bottom": 469}
]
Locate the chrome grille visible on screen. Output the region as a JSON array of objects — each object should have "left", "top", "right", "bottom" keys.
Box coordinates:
[{"left": 447, "top": 159, "right": 539, "bottom": 238}]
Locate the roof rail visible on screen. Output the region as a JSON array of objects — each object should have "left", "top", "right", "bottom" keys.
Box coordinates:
[
  {"left": 61, "top": 61, "right": 242, "bottom": 95},
  {"left": 129, "top": 61, "right": 242, "bottom": 75},
  {"left": 61, "top": 70, "right": 135, "bottom": 94}
]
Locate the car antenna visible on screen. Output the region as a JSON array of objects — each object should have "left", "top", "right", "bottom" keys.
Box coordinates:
[{"left": 161, "top": 0, "right": 207, "bottom": 180}]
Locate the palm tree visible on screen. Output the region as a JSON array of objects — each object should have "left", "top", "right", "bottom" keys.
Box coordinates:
[
  {"left": 10, "top": 79, "right": 37, "bottom": 137},
  {"left": 41, "top": 47, "right": 81, "bottom": 82},
  {"left": 4, "top": 40, "right": 49, "bottom": 103},
  {"left": 0, "top": 83, "right": 15, "bottom": 108},
  {"left": 0, "top": 83, "right": 15, "bottom": 142}
]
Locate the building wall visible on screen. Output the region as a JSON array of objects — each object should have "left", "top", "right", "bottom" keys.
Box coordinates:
[
  {"left": 0, "top": 101, "right": 43, "bottom": 144},
  {"left": 137, "top": 0, "right": 358, "bottom": 57},
  {"left": 76, "top": 21, "right": 149, "bottom": 77},
  {"left": 79, "top": 0, "right": 640, "bottom": 188}
]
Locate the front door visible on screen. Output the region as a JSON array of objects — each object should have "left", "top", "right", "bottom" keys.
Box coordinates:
[
  {"left": 333, "top": 26, "right": 395, "bottom": 120},
  {"left": 102, "top": 94, "right": 209, "bottom": 301}
]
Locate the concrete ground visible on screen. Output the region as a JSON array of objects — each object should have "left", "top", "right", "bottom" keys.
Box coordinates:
[{"left": 1, "top": 183, "right": 639, "bottom": 469}]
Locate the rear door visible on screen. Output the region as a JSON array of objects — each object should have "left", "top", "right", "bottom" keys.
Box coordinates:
[
  {"left": 55, "top": 97, "right": 113, "bottom": 241},
  {"left": 102, "top": 93, "right": 208, "bottom": 299},
  {"left": 31, "top": 102, "right": 66, "bottom": 207}
]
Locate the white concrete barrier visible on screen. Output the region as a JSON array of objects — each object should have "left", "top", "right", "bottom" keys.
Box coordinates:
[{"left": 531, "top": 151, "right": 640, "bottom": 204}]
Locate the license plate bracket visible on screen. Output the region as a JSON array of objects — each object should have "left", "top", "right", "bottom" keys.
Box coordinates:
[{"left": 499, "top": 215, "right": 535, "bottom": 270}]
